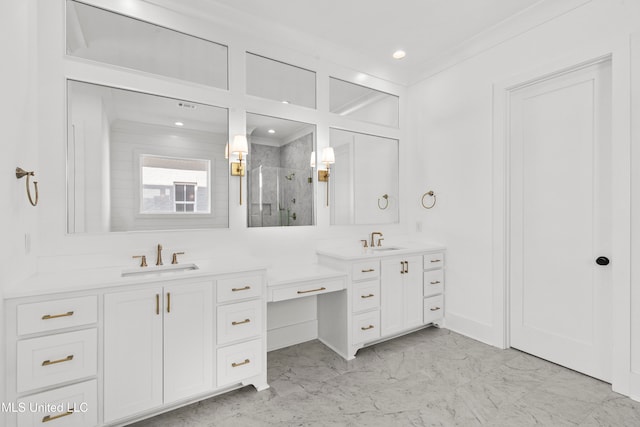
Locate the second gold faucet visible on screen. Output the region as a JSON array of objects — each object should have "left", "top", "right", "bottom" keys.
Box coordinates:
[{"left": 156, "top": 244, "right": 163, "bottom": 266}]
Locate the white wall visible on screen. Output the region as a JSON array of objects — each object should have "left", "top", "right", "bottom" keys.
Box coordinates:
[
  {"left": 0, "top": 0, "right": 38, "bottom": 409},
  {"left": 409, "top": 0, "right": 639, "bottom": 397}
]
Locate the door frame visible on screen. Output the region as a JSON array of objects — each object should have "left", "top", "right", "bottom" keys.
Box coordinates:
[{"left": 491, "top": 45, "right": 631, "bottom": 394}]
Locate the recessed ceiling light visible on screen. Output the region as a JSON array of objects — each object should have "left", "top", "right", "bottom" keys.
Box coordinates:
[
  {"left": 392, "top": 50, "right": 406, "bottom": 60},
  {"left": 174, "top": 121, "right": 184, "bottom": 126},
  {"left": 268, "top": 129, "right": 276, "bottom": 134},
  {"left": 281, "top": 100, "right": 289, "bottom": 104}
]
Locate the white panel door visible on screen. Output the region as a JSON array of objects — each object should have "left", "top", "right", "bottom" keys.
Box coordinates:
[
  {"left": 164, "top": 282, "right": 214, "bottom": 404},
  {"left": 509, "top": 60, "right": 612, "bottom": 381},
  {"left": 104, "top": 287, "right": 163, "bottom": 422}
]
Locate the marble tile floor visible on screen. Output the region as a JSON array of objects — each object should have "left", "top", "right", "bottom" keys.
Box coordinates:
[{"left": 130, "top": 328, "right": 640, "bottom": 426}]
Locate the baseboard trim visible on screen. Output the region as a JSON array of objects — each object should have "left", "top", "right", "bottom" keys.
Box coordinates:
[
  {"left": 267, "top": 320, "right": 318, "bottom": 352},
  {"left": 445, "top": 312, "right": 495, "bottom": 347}
]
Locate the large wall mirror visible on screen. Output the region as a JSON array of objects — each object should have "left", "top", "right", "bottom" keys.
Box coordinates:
[
  {"left": 67, "top": 80, "right": 229, "bottom": 233},
  {"left": 246, "top": 113, "right": 316, "bottom": 227},
  {"left": 66, "top": 0, "right": 228, "bottom": 88},
  {"left": 330, "top": 128, "right": 399, "bottom": 225},
  {"left": 329, "top": 78, "right": 399, "bottom": 128}
]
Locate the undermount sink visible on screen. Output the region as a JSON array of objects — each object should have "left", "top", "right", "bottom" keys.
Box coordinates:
[
  {"left": 121, "top": 263, "right": 200, "bottom": 278},
  {"left": 371, "top": 246, "right": 404, "bottom": 252}
]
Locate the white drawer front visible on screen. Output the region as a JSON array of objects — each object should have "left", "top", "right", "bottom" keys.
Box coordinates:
[
  {"left": 271, "top": 279, "right": 345, "bottom": 302},
  {"left": 352, "top": 260, "right": 380, "bottom": 281},
  {"left": 217, "top": 299, "right": 262, "bottom": 345},
  {"left": 423, "top": 270, "right": 444, "bottom": 297},
  {"left": 424, "top": 252, "right": 444, "bottom": 269},
  {"left": 17, "top": 380, "right": 98, "bottom": 427},
  {"left": 352, "top": 280, "right": 380, "bottom": 313},
  {"left": 217, "top": 339, "right": 262, "bottom": 387},
  {"left": 217, "top": 275, "right": 263, "bottom": 303},
  {"left": 17, "top": 296, "right": 97, "bottom": 336},
  {"left": 352, "top": 311, "right": 380, "bottom": 344},
  {"left": 424, "top": 295, "right": 444, "bottom": 324},
  {"left": 17, "top": 329, "right": 97, "bottom": 393}
]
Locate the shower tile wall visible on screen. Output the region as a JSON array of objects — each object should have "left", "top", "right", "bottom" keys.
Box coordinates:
[{"left": 280, "top": 133, "right": 313, "bottom": 226}]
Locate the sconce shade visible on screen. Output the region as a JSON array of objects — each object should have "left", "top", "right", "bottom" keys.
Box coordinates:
[
  {"left": 310, "top": 151, "right": 316, "bottom": 168},
  {"left": 321, "top": 147, "right": 335, "bottom": 164},
  {"left": 224, "top": 142, "right": 229, "bottom": 159},
  {"left": 231, "top": 135, "right": 248, "bottom": 155}
]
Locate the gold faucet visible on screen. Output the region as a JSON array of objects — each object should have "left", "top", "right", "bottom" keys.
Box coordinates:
[
  {"left": 370, "top": 232, "right": 383, "bottom": 248},
  {"left": 156, "top": 244, "right": 163, "bottom": 266}
]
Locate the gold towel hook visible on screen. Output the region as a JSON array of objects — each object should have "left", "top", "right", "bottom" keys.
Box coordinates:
[
  {"left": 16, "top": 167, "right": 39, "bottom": 206},
  {"left": 377, "top": 194, "right": 389, "bottom": 210},
  {"left": 421, "top": 191, "right": 436, "bottom": 209}
]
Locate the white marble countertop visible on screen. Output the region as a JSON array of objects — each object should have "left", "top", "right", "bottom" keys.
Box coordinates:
[
  {"left": 267, "top": 264, "right": 347, "bottom": 287},
  {"left": 316, "top": 241, "right": 446, "bottom": 261},
  {"left": 5, "top": 256, "right": 268, "bottom": 299}
]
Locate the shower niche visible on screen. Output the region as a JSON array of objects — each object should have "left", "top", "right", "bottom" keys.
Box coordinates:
[{"left": 246, "top": 113, "right": 316, "bottom": 227}]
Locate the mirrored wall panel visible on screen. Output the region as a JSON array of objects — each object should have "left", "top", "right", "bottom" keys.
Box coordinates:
[
  {"left": 330, "top": 128, "right": 399, "bottom": 225},
  {"left": 246, "top": 113, "right": 316, "bottom": 227},
  {"left": 66, "top": 1, "right": 228, "bottom": 88},
  {"left": 67, "top": 80, "right": 229, "bottom": 233},
  {"left": 246, "top": 53, "right": 316, "bottom": 108},
  {"left": 329, "top": 78, "right": 399, "bottom": 128}
]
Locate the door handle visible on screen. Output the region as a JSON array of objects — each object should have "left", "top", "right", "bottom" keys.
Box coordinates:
[{"left": 596, "top": 256, "right": 610, "bottom": 266}]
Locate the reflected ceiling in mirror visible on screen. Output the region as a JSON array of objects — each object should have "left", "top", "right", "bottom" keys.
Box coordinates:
[
  {"left": 66, "top": 0, "right": 228, "bottom": 88},
  {"left": 67, "top": 80, "right": 229, "bottom": 233},
  {"left": 246, "top": 113, "right": 316, "bottom": 227},
  {"left": 330, "top": 128, "right": 399, "bottom": 225},
  {"left": 246, "top": 53, "right": 316, "bottom": 108},
  {"left": 329, "top": 78, "right": 399, "bottom": 128}
]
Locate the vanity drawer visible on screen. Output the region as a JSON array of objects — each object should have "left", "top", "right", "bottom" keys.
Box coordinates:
[
  {"left": 217, "top": 275, "right": 263, "bottom": 303},
  {"left": 217, "top": 299, "right": 263, "bottom": 345},
  {"left": 17, "top": 379, "right": 98, "bottom": 427},
  {"left": 424, "top": 252, "right": 444, "bottom": 269},
  {"left": 17, "top": 329, "right": 97, "bottom": 393},
  {"left": 217, "top": 339, "right": 262, "bottom": 387},
  {"left": 423, "top": 270, "right": 444, "bottom": 297},
  {"left": 352, "top": 280, "right": 380, "bottom": 313},
  {"left": 17, "top": 296, "right": 97, "bottom": 336},
  {"left": 424, "top": 295, "right": 444, "bottom": 324},
  {"left": 351, "top": 260, "right": 380, "bottom": 281},
  {"left": 271, "top": 279, "right": 345, "bottom": 302},
  {"left": 352, "top": 311, "right": 380, "bottom": 344}
]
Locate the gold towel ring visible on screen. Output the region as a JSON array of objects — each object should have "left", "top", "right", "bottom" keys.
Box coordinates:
[
  {"left": 421, "top": 191, "right": 436, "bottom": 209},
  {"left": 16, "top": 167, "right": 39, "bottom": 206},
  {"left": 377, "top": 194, "right": 389, "bottom": 210}
]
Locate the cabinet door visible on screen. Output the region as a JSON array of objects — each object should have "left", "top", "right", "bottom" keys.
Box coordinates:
[
  {"left": 380, "top": 258, "right": 404, "bottom": 336},
  {"left": 164, "top": 282, "right": 214, "bottom": 403},
  {"left": 104, "top": 287, "right": 163, "bottom": 423},
  {"left": 403, "top": 255, "right": 424, "bottom": 328}
]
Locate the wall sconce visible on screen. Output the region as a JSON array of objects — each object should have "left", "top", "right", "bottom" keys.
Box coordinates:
[
  {"left": 318, "top": 147, "right": 335, "bottom": 206},
  {"left": 230, "top": 135, "right": 248, "bottom": 205}
]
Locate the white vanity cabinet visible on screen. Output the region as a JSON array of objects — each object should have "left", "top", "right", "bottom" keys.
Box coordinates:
[
  {"left": 4, "top": 266, "right": 268, "bottom": 427},
  {"left": 103, "top": 281, "right": 214, "bottom": 423},
  {"left": 318, "top": 245, "right": 445, "bottom": 360}
]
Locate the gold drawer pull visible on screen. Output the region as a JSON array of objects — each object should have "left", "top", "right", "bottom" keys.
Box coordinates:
[
  {"left": 361, "top": 268, "right": 375, "bottom": 273},
  {"left": 361, "top": 325, "right": 375, "bottom": 330},
  {"left": 42, "top": 311, "right": 74, "bottom": 320},
  {"left": 430, "top": 281, "right": 441, "bottom": 285},
  {"left": 42, "top": 355, "right": 74, "bottom": 366},
  {"left": 361, "top": 294, "right": 375, "bottom": 299},
  {"left": 232, "top": 318, "right": 251, "bottom": 326},
  {"left": 297, "top": 287, "right": 326, "bottom": 294},
  {"left": 42, "top": 411, "right": 73, "bottom": 423},
  {"left": 232, "top": 358, "right": 250, "bottom": 368},
  {"left": 430, "top": 307, "right": 441, "bottom": 311},
  {"left": 232, "top": 286, "right": 251, "bottom": 292},
  {"left": 430, "top": 259, "right": 442, "bottom": 263}
]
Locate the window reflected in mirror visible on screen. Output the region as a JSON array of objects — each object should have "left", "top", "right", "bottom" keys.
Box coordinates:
[
  {"left": 66, "top": 0, "right": 228, "bottom": 88},
  {"left": 329, "top": 78, "right": 399, "bottom": 128},
  {"left": 330, "top": 128, "right": 399, "bottom": 225},
  {"left": 67, "top": 80, "right": 229, "bottom": 233},
  {"left": 246, "top": 53, "right": 316, "bottom": 108},
  {"left": 246, "top": 113, "right": 316, "bottom": 227}
]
